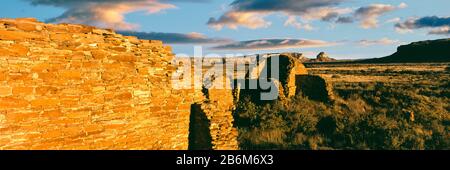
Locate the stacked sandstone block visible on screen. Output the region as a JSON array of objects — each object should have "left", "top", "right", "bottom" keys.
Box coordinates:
[
  {"left": 200, "top": 75, "right": 239, "bottom": 150},
  {"left": 0, "top": 18, "right": 202, "bottom": 149},
  {"left": 173, "top": 58, "right": 240, "bottom": 150}
]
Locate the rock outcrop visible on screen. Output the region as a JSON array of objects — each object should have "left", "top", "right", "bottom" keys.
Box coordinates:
[
  {"left": 308, "top": 52, "right": 336, "bottom": 62},
  {"left": 285, "top": 52, "right": 310, "bottom": 62},
  {"left": 282, "top": 52, "right": 337, "bottom": 63}
]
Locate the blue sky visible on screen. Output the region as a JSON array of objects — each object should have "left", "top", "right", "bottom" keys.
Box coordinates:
[{"left": 1, "top": 0, "right": 449, "bottom": 59}]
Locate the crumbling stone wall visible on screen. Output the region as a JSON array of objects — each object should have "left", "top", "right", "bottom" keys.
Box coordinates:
[
  {"left": 296, "top": 75, "right": 334, "bottom": 103},
  {"left": 181, "top": 59, "right": 239, "bottom": 150},
  {"left": 198, "top": 76, "right": 238, "bottom": 150},
  {"left": 237, "top": 54, "right": 309, "bottom": 102},
  {"left": 0, "top": 18, "right": 203, "bottom": 149}
]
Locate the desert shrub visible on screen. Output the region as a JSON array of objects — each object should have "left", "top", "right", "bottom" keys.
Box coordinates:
[
  {"left": 234, "top": 96, "right": 330, "bottom": 149},
  {"left": 236, "top": 63, "right": 449, "bottom": 150},
  {"left": 235, "top": 86, "right": 449, "bottom": 150}
]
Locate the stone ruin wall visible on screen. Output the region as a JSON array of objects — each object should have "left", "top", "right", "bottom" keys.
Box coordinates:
[
  {"left": 0, "top": 18, "right": 333, "bottom": 150},
  {"left": 185, "top": 54, "right": 333, "bottom": 150},
  {"left": 0, "top": 18, "right": 205, "bottom": 149}
]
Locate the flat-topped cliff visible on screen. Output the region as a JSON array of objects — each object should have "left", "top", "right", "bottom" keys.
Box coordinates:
[{"left": 364, "top": 38, "right": 450, "bottom": 63}]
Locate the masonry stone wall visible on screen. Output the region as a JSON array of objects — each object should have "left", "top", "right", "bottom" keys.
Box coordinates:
[
  {"left": 198, "top": 77, "right": 238, "bottom": 150},
  {"left": 0, "top": 18, "right": 203, "bottom": 149}
]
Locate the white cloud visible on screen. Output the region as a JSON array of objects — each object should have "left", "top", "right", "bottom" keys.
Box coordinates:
[
  {"left": 398, "top": 2, "right": 408, "bottom": 9},
  {"left": 358, "top": 38, "right": 399, "bottom": 46},
  {"left": 386, "top": 17, "right": 401, "bottom": 24},
  {"left": 283, "top": 16, "right": 314, "bottom": 30},
  {"left": 354, "top": 4, "right": 400, "bottom": 29}
]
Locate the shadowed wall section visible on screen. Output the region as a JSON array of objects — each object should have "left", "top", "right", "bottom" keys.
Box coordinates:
[
  {"left": 296, "top": 75, "right": 334, "bottom": 103},
  {"left": 188, "top": 104, "right": 212, "bottom": 150}
]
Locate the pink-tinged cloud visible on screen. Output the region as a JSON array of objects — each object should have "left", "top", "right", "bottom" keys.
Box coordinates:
[
  {"left": 118, "top": 31, "right": 232, "bottom": 44},
  {"left": 207, "top": 0, "right": 349, "bottom": 30},
  {"left": 207, "top": 0, "right": 406, "bottom": 30},
  {"left": 26, "top": 0, "right": 206, "bottom": 30},
  {"left": 207, "top": 11, "right": 271, "bottom": 30},
  {"left": 428, "top": 27, "right": 450, "bottom": 35},
  {"left": 211, "top": 39, "right": 337, "bottom": 51}
]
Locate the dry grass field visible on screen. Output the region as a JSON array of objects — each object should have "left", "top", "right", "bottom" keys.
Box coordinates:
[
  {"left": 235, "top": 63, "right": 450, "bottom": 150},
  {"left": 308, "top": 63, "right": 449, "bottom": 83}
]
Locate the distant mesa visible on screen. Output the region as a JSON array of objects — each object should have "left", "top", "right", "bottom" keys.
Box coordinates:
[
  {"left": 364, "top": 38, "right": 450, "bottom": 63},
  {"left": 285, "top": 52, "right": 337, "bottom": 63},
  {"left": 311, "top": 52, "right": 337, "bottom": 62}
]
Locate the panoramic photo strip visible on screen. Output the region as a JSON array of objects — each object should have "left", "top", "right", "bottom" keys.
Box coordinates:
[{"left": 0, "top": 0, "right": 448, "bottom": 168}]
